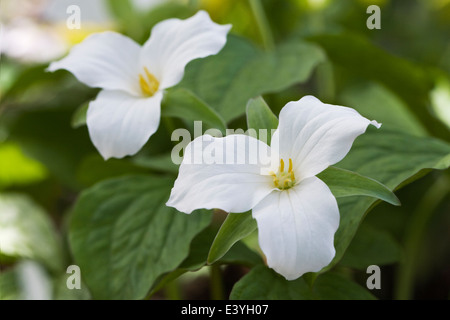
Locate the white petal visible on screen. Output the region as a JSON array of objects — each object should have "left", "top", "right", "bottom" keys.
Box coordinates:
[
  {"left": 47, "top": 32, "right": 142, "bottom": 96},
  {"left": 252, "top": 176, "right": 339, "bottom": 280},
  {"left": 140, "top": 10, "right": 231, "bottom": 90},
  {"left": 272, "top": 96, "right": 381, "bottom": 180},
  {"left": 87, "top": 90, "right": 163, "bottom": 160},
  {"left": 167, "top": 134, "right": 274, "bottom": 214}
]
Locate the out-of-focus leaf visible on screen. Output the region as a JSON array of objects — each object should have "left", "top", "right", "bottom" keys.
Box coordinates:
[
  {"left": 246, "top": 97, "right": 278, "bottom": 145},
  {"left": 0, "top": 142, "right": 48, "bottom": 189},
  {"left": 0, "top": 269, "right": 20, "bottom": 300},
  {"left": 162, "top": 88, "right": 227, "bottom": 134},
  {"left": 8, "top": 108, "right": 94, "bottom": 190},
  {"left": 309, "top": 33, "right": 449, "bottom": 140},
  {"left": 430, "top": 76, "right": 450, "bottom": 130},
  {"left": 0, "top": 194, "right": 63, "bottom": 272},
  {"left": 340, "top": 81, "right": 428, "bottom": 136},
  {"left": 69, "top": 175, "right": 211, "bottom": 300},
  {"left": 340, "top": 224, "right": 402, "bottom": 270},
  {"left": 230, "top": 265, "right": 375, "bottom": 300},
  {"left": 53, "top": 275, "right": 91, "bottom": 300},
  {"left": 179, "top": 35, "right": 325, "bottom": 122}
]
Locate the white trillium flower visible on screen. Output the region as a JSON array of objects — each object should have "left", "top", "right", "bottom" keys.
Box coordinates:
[
  {"left": 47, "top": 11, "right": 231, "bottom": 160},
  {"left": 167, "top": 96, "right": 381, "bottom": 280}
]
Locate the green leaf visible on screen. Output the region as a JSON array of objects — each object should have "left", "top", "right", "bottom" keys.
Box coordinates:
[
  {"left": 162, "top": 88, "right": 227, "bottom": 134},
  {"left": 230, "top": 265, "right": 312, "bottom": 300},
  {"left": 147, "top": 227, "right": 262, "bottom": 298},
  {"left": 207, "top": 212, "right": 257, "bottom": 265},
  {"left": 69, "top": 175, "right": 211, "bottom": 300},
  {"left": 246, "top": 97, "right": 278, "bottom": 145},
  {"left": 132, "top": 153, "right": 179, "bottom": 174},
  {"left": 76, "top": 154, "right": 148, "bottom": 187},
  {"left": 309, "top": 33, "right": 448, "bottom": 140},
  {"left": 179, "top": 35, "right": 325, "bottom": 122},
  {"left": 311, "top": 272, "right": 376, "bottom": 300},
  {"left": 0, "top": 194, "right": 63, "bottom": 272},
  {"left": 340, "top": 224, "right": 402, "bottom": 270},
  {"left": 317, "top": 166, "right": 400, "bottom": 206},
  {"left": 339, "top": 81, "right": 428, "bottom": 137},
  {"left": 230, "top": 265, "right": 375, "bottom": 300},
  {"left": 328, "top": 129, "right": 450, "bottom": 269},
  {"left": 7, "top": 108, "right": 95, "bottom": 190}
]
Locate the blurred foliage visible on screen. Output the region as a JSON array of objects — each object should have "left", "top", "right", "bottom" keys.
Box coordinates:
[{"left": 0, "top": 0, "right": 449, "bottom": 300}]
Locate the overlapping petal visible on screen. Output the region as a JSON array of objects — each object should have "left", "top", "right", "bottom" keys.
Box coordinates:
[
  {"left": 167, "top": 134, "right": 274, "bottom": 214},
  {"left": 140, "top": 10, "right": 231, "bottom": 90},
  {"left": 87, "top": 90, "right": 163, "bottom": 160},
  {"left": 271, "top": 96, "right": 381, "bottom": 180},
  {"left": 252, "top": 176, "right": 339, "bottom": 280},
  {"left": 47, "top": 32, "right": 142, "bottom": 96}
]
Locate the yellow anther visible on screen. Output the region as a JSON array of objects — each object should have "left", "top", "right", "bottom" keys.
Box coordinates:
[
  {"left": 271, "top": 158, "right": 297, "bottom": 190},
  {"left": 139, "top": 67, "right": 159, "bottom": 97}
]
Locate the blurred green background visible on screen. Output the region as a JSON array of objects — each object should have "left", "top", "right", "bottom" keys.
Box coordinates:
[{"left": 0, "top": 0, "right": 449, "bottom": 300}]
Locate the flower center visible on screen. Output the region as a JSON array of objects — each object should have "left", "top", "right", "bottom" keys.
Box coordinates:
[
  {"left": 139, "top": 67, "right": 159, "bottom": 97},
  {"left": 270, "top": 158, "right": 296, "bottom": 190}
]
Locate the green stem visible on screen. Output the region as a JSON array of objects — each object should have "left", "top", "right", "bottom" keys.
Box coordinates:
[
  {"left": 249, "top": 0, "right": 275, "bottom": 50},
  {"left": 210, "top": 264, "right": 225, "bottom": 300},
  {"left": 394, "top": 175, "right": 449, "bottom": 300}
]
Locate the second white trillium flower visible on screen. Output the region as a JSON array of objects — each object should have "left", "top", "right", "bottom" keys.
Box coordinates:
[
  {"left": 48, "top": 11, "right": 231, "bottom": 160},
  {"left": 167, "top": 96, "right": 381, "bottom": 280}
]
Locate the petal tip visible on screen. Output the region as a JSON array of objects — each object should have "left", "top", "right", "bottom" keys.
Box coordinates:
[{"left": 370, "top": 120, "right": 382, "bottom": 129}]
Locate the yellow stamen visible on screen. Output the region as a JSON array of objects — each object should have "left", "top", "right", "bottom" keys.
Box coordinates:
[
  {"left": 139, "top": 67, "right": 159, "bottom": 97},
  {"left": 271, "top": 158, "right": 297, "bottom": 190}
]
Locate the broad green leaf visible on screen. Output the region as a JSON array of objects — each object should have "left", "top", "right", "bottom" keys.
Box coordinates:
[
  {"left": 317, "top": 166, "right": 400, "bottom": 206},
  {"left": 246, "top": 97, "right": 278, "bottom": 145},
  {"left": 179, "top": 35, "right": 325, "bottom": 122},
  {"left": 0, "top": 194, "right": 63, "bottom": 272},
  {"left": 69, "top": 175, "right": 211, "bottom": 300},
  {"left": 328, "top": 129, "right": 450, "bottom": 269},
  {"left": 162, "top": 88, "right": 227, "bottom": 134},
  {"left": 309, "top": 33, "right": 448, "bottom": 140},
  {"left": 207, "top": 212, "right": 257, "bottom": 265},
  {"left": 340, "top": 224, "right": 402, "bottom": 270},
  {"left": 0, "top": 142, "right": 48, "bottom": 189},
  {"left": 311, "top": 272, "right": 376, "bottom": 300},
  {"left": 339, "top": 82, "right": 428, "bottom": 136},
  {"left": 208, "top": 166, "right": 399, "bottom": 265},
  {"left": 230, "top": 265, "right": 375, "bottom": 300}
]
